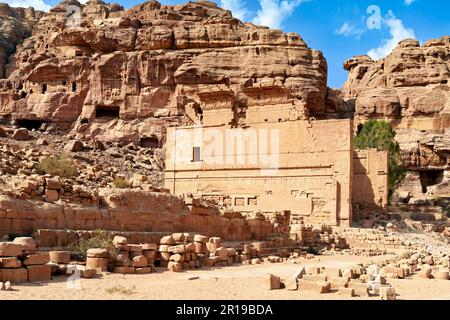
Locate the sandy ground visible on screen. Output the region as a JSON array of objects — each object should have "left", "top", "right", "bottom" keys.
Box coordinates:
[{"left": 2, "top": 254, "right": 449, "bottom": 300}]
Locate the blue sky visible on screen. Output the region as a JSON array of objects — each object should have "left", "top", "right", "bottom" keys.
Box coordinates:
[{"left": 7, "top": 0, "right": 450, "bottom": 88}]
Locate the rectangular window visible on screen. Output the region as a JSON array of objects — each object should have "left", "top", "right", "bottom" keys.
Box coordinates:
[
  {"left": 193, "top": 147, "right": 201, "bottom": 162},
  {"left": 234, "top": 198, "right": 245, "bottom": 206}
]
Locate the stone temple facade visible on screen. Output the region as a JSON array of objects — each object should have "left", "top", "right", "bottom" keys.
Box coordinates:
[{"left": 165, "top": 109, "right": 389, "bottom": 227}]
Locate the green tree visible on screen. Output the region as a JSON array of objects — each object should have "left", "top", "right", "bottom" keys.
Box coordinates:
[{"left": 354, "top": 120, "right": 406, "bottom": 197}]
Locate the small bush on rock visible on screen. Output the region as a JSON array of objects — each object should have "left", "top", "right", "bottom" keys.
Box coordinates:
[
  {"left": 36, "top": 154, "right": 78, "bottom": 178},
  {"left": 68, "top": 230, "right": 117, "bottom": 260}
]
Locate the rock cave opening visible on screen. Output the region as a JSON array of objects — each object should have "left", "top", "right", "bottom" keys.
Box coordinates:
[
  {"left": 419, "top": 169, "right": 444, "bottom": 193},
  {"left": 95, "top": 106, "right": 120, "bottom": 119},
  {"left": 41, "top": 84, "right": 47, "bottom": 94},
  {"left": 140, "top": 136, "right": 159, "bottom": 148},
  {"left": 16, "top": 119, "right": 46, "bottom": 131}
]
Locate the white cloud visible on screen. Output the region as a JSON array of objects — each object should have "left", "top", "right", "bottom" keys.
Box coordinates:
[
  {"left": 7, "top": 0, "right": 51, "bottom": 11},
  {"left": 79, "top": 0, "right": 88, "bottom": 4},
  {"left": 219, "top": 0, "right": 251, "bottom": 21},
  {"left": 335, "top": 22, "right": 365, "bottom": 39},
  {"left": 252, "top": 0, "right": 305, "bottom": 29},
  {"left": 367, "top": 11, "right": 416, "bottom": 60},
  {"left": 404, "top": 0, "right": 415, "bottom": 5}
]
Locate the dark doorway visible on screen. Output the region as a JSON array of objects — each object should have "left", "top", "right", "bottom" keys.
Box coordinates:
[
  {"left": 95, "top": 106, "right": 120, "bottom": 118},
  {"left": 140, "top": 136, "right": 159, "bottom": 148},
  {"left": 419, "top": 170, "right": 444, "bottom": 193},
  {"left": 41, "top": 84, "right": 47, "bottom": 94},
  {"left": 72, "top": 82, "right": 77, "bottom": 92},
  {"left": 192, "top": 146, "right": 201, "bottom": 162},
  {"left": 16, "top": 119, "right": 46, "bottom": 131}
]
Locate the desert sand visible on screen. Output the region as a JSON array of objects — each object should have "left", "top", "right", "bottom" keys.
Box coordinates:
[{"left": 2, "top": 254, "right": 449, "bottom": 300}]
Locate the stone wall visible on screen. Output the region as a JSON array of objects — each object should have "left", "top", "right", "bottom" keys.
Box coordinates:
[
  {"left": 165, "top": 118, "right": 355, "bottom": 226},
  {"left": 0, "top": 189, "right": 281, "bottom": 242},
  {"left": 352, "top": 149, "right": 389, "bottom": 220}
]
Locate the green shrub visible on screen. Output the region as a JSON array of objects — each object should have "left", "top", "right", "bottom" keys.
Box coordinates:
[
  {"left": 113, "top": 177, "right": 132, "bottom": 189},
  {"left": 36, "top": 154, "right": 78, "bottom": 178},
  {"left": 355, "top": 120, "right": 406, "bottom": 197},
  {"left": 68, "top": 230, "right": 117, "bottom": 260}
]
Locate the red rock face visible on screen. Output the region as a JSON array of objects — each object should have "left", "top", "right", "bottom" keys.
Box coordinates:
[
  {"left": 342, "top": 37, "right": 450, "bottom": 198},
  {"left": 0, "top": 4, "right": 44, "bottom": 78},
  {"left": 343, "top": 37, "right": 450, "bottom": 119},
  {"left": 0, "top": 0, "right": 327, "bottom": 142}
]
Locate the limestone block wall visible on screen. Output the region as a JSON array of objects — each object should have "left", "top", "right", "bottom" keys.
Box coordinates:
[
  {"left": 0, "top": 189, "right": 279, "bottom": 242},
  {"left": 352, "top": 149, "right": 389, "bottom": 220},
  {"left": 165, "top": 119, "right": 354, "bottom": 226}
]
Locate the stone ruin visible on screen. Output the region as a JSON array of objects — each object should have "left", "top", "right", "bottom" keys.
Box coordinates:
[{"left": 0, "top": 0, "right": 448, "bottom": 298}]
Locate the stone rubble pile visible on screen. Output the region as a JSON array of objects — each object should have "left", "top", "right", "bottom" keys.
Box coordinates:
[
  {"left": 0, "top": 132, "right": 164, "bottom": 198},
  {"left": 266, "top": 247, "right": 449, "bottom": 300},
  {"left": 110, "top": 236, "right": 157, "bottom": 275}
]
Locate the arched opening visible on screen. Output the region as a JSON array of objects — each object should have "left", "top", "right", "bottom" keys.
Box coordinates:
[
  {"left": 41, "top": 84, "right": 47, "bottom": 94},
  {"left": 420, "top": 170, "right": 444, "bottom": 193},
  {"left": 72, "top": 82, "right": 77, "bottom": 92},
  {"left": 140, "top": 136, "right": 159, "bottom": 149}
]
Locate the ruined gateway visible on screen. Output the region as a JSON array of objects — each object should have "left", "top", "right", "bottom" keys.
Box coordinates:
[{"left": 0, "top": 0, "right": 448, "bottom": 247}]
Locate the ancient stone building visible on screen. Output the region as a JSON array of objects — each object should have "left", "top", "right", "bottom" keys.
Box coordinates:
[{"left": 165, "top": 116, "right": 388, "bottom": 227}]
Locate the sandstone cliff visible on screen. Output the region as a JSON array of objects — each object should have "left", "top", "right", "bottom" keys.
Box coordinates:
[
  {"left": 0, "top": 3, "right": 44, "bottom": 78},
  {"left": 343, "top": 37, "right": 450, "bottom": 201},
  {"left": 0, "top": 0, "right": 327, "bottom": 143}
]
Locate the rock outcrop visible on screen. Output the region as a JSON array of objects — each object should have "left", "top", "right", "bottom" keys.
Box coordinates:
[
  {"left": 0, "top": 0, "right": 327, "bottom": 143},
  {"left": 0, "top": 4, "right": 44, "bottom": 78},
  {"left": 343, "top": 37, "right": 450, "bottom": 200}
]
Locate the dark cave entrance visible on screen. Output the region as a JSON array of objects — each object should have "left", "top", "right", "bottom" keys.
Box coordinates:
[
  {"left": 140, "top": 136, "right": 160, "bottom": 149},
  {"left": 16, "top": 119, "right": 46, "bottom": 131},
  {"left": 95, "top": 106, "right": 120, "bottom": 119},
  {"left": 419, "top": 170, "right": 444, "bottom": 193}
]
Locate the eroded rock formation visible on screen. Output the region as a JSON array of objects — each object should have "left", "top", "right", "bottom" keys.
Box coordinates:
[
  {"left": 0, "top": 0, "right": 327, "bottom": 144},
  {"left": 0, "top": 4, "right": 44, "bottom": 79},
  {"left": 342, "top": 37, "right": 450, "bottom": 201}
]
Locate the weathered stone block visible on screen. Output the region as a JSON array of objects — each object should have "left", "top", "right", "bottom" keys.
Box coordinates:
[
  {"left": 86, "top": 257, "right": 108, "bottom": 271},
  {"left": 23, "top": 253, "right": 50, "bottom": 266},
  {"left": 0, "top": 257, "right": 22, "bottom": 268},
  {"left": 0, "top": 268, "right": 28, "bottom": 283},
  {"left": 168, "top": 261, "right": 182, "bottom": 272},
  {"left": 266, "top": 274, "right": 281, "bottom": 290},
  {"left": 0, "top": 242, "right": 22, "bottom": 257},
  {"left": 113, "top": 267, "right": 135, "bottom": 274},
  {"left": 298, "top": 280, "right": 331, "bottom": 294},
  {"left": 27, "top": 265, "right": 52, "bottom": 282},
  {"left": 49, "top": 251, "right": 71, "bottom": 264}
]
